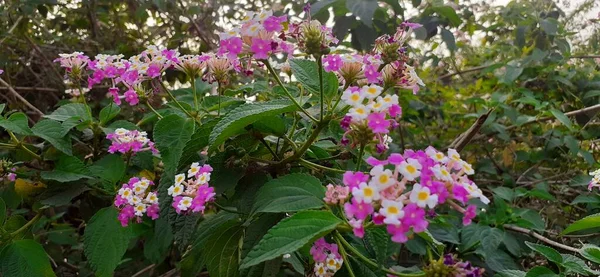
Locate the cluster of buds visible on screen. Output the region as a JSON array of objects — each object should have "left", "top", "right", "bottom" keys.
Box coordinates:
[
  {"left": 106, "top": 128, "right": 158, "bottom": 155},
  {"left": 288, "top": 19, "right": 338, "bottom": 56},
  {"left": 331, "top": 147, "right": 487, "bottom": 242},
  {"left": 114, "top": 177, "right": 159, "bottom": 227},
  {"left": 218, "top": 10, "right": 292, "bottom": 61},
  {"left": 339, "top": 84, "right": 402, "bottom": 153},
  {"left": 323, "top": 54, "right": 383, "bottom": 85},
  {"left": 54, "top": 52, "right": 90, "bottom": 80},
  {"left": 168, "top": 162, "right": 216, "bottom": 214},
  {"left": 310, "top": 238, "right": 343, "bottom": 277},
  {"left": 0, "top": 159, "right": 16, "bottom": 182},
  {"left": 423, "top": 254, "right": 484, "bottom": 277},
  {"left": 588, "top": 168, "right": 600, "bottom": 190}
]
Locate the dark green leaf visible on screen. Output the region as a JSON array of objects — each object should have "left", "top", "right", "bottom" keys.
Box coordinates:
[
  {"left": 40, "top": 155, "right": 91, "bottom": 182},
  {"left": 83, "top": 207, "right": 132, "bottom": 276},
  {"left": 432, "top": 6, "right": 462, "bottom": 26},
  {"left": 579, "top": 244, "right": 600, "bottom": 264},
  {"left": 45, "top": 103, "right": 91, "bottom": 122},
  {"left": 525, "top": 266, "right": 557, "bottom": 277},
  {"left": 99, "top": 103, "right": 121, "bottom": 126},
  {"left": 241, "top": 210, "right": 342, "bottom": 269},
  {"left": 252, "top": 173, "right": 326, "bottom": 213},
  {"left": 550, "top": 108, "right": 573, "bottom": 130},
  {"left": 540, "top": 19, "right": 558, "bottom": 35},
  {"left": 31, "top": 119, "right": 72, "bottom": 155},
  {"left": 562, "top": 213, "right": 600, "bottom": 234},
  {"left": 346, "top": 0, "right": 378, "bottom": 26},
  {"left": 0, "top": 112, "right": 33, "bottom": 135},
  {"left": 208, "top": 100, "right": 296, "bottom": 152},
  {"left": 89, "top": 154, "right": 126, "bottom": 190},
  {"left": 525, "top": 242, "right": 562, "bottom": 264},
  {"left": 0, "top": 239, "right": 56, "bottom": 277}
]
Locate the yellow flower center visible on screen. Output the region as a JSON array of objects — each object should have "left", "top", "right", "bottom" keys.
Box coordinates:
[
  {"left": 387, "top": 206, "right": 399, "bottom": 214},
  {"left": 406, "top": 165, "right": 416, "bottom": 174},
  {"left": 328, "top": 259, "right": 336, "bottom": 266},
  {"left": 368, "top": 87, "right": 377, "bottom": 94},
  {"left": 351, "top": 94, "right": 360, "bottom": 101},
  {"left": 436, "top": 153, "right": 444, "bottom": 159},
  {"left": 379, "top": 174, "right": 389, "bottom": 184},
  {"left": 363, "top": 187, "right": 373, "bottom": 197},
  {"left": 418, "top": 191, "right": 429, "bottom": 201},
  {"left": 356, "top": 108, "right": 365, "bottom": 115}
]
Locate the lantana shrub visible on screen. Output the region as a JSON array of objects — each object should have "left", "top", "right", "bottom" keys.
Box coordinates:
[{"left": 10, "top": 6, "right": 581, "bottom": 277}]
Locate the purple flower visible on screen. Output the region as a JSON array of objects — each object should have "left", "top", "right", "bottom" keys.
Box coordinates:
[
  {"left": 322, "top": 54, "right": 343, "bottom": 72},
  {"left": 367, "top": 112, "right": 391, "bottom": 134},
  {"left": 250, "top": 38, "right": 272, "bottom": 60}
]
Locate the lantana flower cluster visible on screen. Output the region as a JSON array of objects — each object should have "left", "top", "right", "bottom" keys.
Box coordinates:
[
  {"left": 0, "top": 159, "right": 17, "bottom": 182},
  {"left": 114, "top": 177, "right": 160, "bottom": 227},
  {"left": 588, "top": 168, "right": 600, "bottom": 190},
  {"left": 168, "top": 162, "right": 216, "bottom": 214},
  {"left": 340, "top": 84, "right": 402, "bottom": 153},
  {"left": 422, "top": 254, "right": 484, "bottom": 277},
  {"left": 106, "top": 128, "right": 158, "bottom": 155},
  {"left": 325, "top": 147, "right": 488, "bottom": 242},
  {"left": 310, "top": 238, "right": 343, "bottom": 277}
]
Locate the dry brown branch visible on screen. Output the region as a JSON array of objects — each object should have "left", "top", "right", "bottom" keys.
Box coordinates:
[{"left": 0, "top": 77, "right": 44, "bottom": 117}]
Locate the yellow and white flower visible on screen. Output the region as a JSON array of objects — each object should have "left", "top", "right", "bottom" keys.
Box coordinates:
[
  {"left": 380, "top": 199, "right": 405, "bottom": 225},
  {"left": 369, "top": 165, "right": 395, "bottom": 190},
  {"left": 398, "top": 158, "right": 422, "bottom": 181},
  {"left": 167, "top": 184, "right": 184, "bottom": 197},
  {"left": 361, "top": 84, "right": 383, "bottom": 100},
  {"left": 409, "top": 183, "right": 438, "bottom": 208},
  {"left": 351, "top": 182, "right": 380, "bottom": 204}
]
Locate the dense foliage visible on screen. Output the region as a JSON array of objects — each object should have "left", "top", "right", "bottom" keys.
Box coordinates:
[{"left": 1, "top": 0, "right": 600, "bottom": 277}]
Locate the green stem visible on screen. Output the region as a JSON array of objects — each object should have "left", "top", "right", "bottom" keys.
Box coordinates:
[
  {"left": 8, "top": 131, "right": 41, "bottom": 160},
  {"left": 159, "top": 81, "right": 197, "bottom": 122},
  {"left": 355, "top": 144, "right": 365, "bottom": 171},
  {"left": 334, "top": 235, "right": 357, "bottom": 277},
  {"left": 146, "top": 100, "right": 163, "bottom": 120},
  {"left": 260, "top": 138, "right": 280, "bottom": 160},
  {"left": 329, "top": 82, "right": 351, "bottom": 118},
  {"left": 191, "top": 78, "right": 198, "bottom": 111},
  {"left": 263, "top": 60, "right": 319, "bottom": 123},
  {"left": 278, "top": 119, "right": 329, "bottom": 165},
  {"left": 318, "top": 55, "right": 324, "bottom": 121},
  {"left": 299, "top": 158, "right": 345, "bottom": 173},
  {"left": 11, "top": 212, "right": 43, "bottom": 237},
  {"left": 217, "top": 82, "right": 222, "bottom": 117},
  {"left": 334, "top": 232, "right": 426, "bottom": 277},
  {"left": 213, "top": 202, "right": 246, "bottom": 215}
]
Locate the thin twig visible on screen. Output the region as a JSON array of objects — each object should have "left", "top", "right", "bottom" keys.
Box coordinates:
[
  {"left": 0, "top": 77, "right": 44, "bottom": 116},
  {"left": 447, "top": 109, "right": 493, "bottom": 152},
  {"left": 132, "top": 264, "right": 156, "bottom": 277},
  {"left": 0, "top": 16, "right": 24, "bottom": 47},
  {"left": 504, "top": 224, "right": 579, "bottom": 253}
]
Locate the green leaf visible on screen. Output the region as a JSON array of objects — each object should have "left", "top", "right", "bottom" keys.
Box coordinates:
[
  {"left": 580, "top": 244, "right": 600, "bottom": 264},
  {"left": 99, "top": 103, "right": 121, "bottom": 126},
  {"left": 481, "top": 228, "right": 505, "bottom": 250},
  {"left": 0, "top": 112, "right": 33, "bottom": 135},
  {"left": 241, "top": 210, "right": 342, "bottom": 269},
  {"left": 45, "top": 103, "right": 91, "bottom": 122},
  {"left": 432, "top": 6, "right": 462, "bottom": 26},
  {"left": 0, "top": 103, "right": 5, "bottom": 114},
  {"left": 207, "top": 151, "right": 245, "bottom": 194},
  {"left": 493, "top": 187, "right": 515, "bottom": 202},
  {"left": 0, "top": 239, "right": 56, "bottom": 277},
  {"left": 204, "top": 220, "right": 244, "bottom": 277},
  {"left": 0, "top": 198, "right": 5, "bottom": 225},
  {"left": 39, "top": 183, "right": 90, "bottom": 207},
  {"left": 179, "top": 119, "right": 218, "bottom": 167},
  {"left": 89, "top": 154, "right": 126, "bottom": 190},
  {"left": 144, "top": 217, "right": 173, "bottom": 264},
  {"left": 208, "top": 99, "right": 297, "bottom": 152},
  {"left": 366, "top": 227, "right": 390, "bottom": 266},
  {"left": 460, "top": 224, "right": 485, "bottom": 252},
  {"left": 252, "top": 173, "right": 326, "bottom": 213},
  {"left": 154, "top": 114, "right": 195, "bottom": 213},
  {"left": 40, "top": 155, "right": 91, "bottom": 182},
  {"left": 83, "top": 207, "right": 131, "bottom": 277},
  {"left": 289, "top": 59, "right": 339, "bottom": 99},
  {"left": 182, "top": 212, "right": 239, "bottom": 277},
  {"left": 346, "top": 0, "right": 378, "bottom": 26},
  {"left": 525, "top": 266, "right": 557, "bottom": 277},
  {"left": 562, "top": 213, "right": 600, "bottom": 234},
  {"left": 497, "top": 270, "right": 526, "bottom": 277},
  {"left": 441, "top": 28, "right": 456, "bottom": 51},
  {"left": 550, "top": 108, "right": 573, "bottom": 130},
  {"left": 525, "top": 242, "right": 563, "bottom": 264},
  {"left": 31, "top": 119, "right": 72, "bottom": 155},
  {"left": 540, "top": 18, "right": 558, "bottom": 35},
  {"left": 485, "top": 249, "right": 519, "bottom": 272},
  {"left": 499, "top": 65, "right": 523, "bottom": 84},
  {"left": 201, "top": 96, "right": 245, "bottom": 112},
  {"left": 561, "top": 254, "right": 598, "bottom": 275}
]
